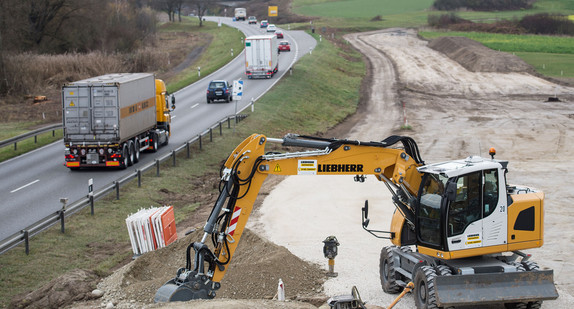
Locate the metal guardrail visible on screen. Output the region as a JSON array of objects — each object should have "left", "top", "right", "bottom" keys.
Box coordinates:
[
  {"left": 0, "top": 113, "right": 250, "bottom": 255},
  {"left": 0, "top": 123, "right": 62, "bottom": 150}
]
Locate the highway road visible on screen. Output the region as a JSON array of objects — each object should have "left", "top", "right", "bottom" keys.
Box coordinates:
[{"left": 0, "top": 17, "right": 317, "bottom": 242}]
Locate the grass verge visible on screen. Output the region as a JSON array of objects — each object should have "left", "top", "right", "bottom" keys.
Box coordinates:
[
  {"left": 0, "top": 33, "right": 364, "bottom": 307},
  {"left": 163, "top": 18, "right": 245, "bottom": 93}
]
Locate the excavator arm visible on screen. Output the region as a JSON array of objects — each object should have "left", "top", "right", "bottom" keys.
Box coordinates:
[{"left": 155, "top": 133, "right": 424, "bottom": 302}]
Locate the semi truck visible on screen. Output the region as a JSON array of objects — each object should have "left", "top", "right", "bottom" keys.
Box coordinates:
[
  {"left": 62, "top": 73, "right": 175, "bottom": 170},
  {"left": 234, "top": 8, "right": 246, "bottom": 21},
  {"left": 244, "top": 35, "right": 278, "bottom": 79}
]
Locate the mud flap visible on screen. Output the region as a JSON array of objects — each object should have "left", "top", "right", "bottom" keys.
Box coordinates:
[{"left": 434, "top": 270, "right": 558, "bottom": 306}]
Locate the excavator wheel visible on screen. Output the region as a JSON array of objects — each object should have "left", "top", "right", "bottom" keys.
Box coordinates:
[
  {"left": 413, "top": 265, "right": 439, "bottom": 309},
  {"left": 379, "top": 246, "right": 402, "bottom": 294}
]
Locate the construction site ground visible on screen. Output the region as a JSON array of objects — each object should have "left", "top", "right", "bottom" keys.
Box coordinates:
[{"left": 15, "top": 28, "right": 574, "bottom": 309}]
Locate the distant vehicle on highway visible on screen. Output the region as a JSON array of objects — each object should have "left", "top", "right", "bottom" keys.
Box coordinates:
[
  {"left": 248, "top": 16, "right": 257, "bottom": 24},
  {"left": 206, "top": 80, "right": 233, "bottom": 103},
  {"left": 278, "top": 40, "right": 291, "bottom": 52},
  {"left": 245, "top": 35, "right": 278, "bottom": 79},
  {"left": 266, "top": 24, "right": 276, "bottom": 32},
  {"left": 275, "top": 30, "right": 284, "bottom": 39},
  {"left": 234, "top": 8, "right": 246, "bottom": 21},
  {"left": 260, "top": 20, "right": 268, "bottom": 28}
]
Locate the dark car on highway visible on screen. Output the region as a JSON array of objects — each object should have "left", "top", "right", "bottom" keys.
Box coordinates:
[{"left": 206, "top": 80, "right": 232, "bottom": 103}]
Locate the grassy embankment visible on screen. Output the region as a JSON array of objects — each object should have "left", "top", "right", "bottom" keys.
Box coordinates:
[
  {"left": 0, "top": 33, "right": 364, "bottom": 307},
  {"left": 291, "top": 0, "right": 574, "bottom": 80}
]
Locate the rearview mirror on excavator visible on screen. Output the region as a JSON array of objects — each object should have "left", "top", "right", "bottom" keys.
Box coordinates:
[{"left": 362, "top": 200, "right": 370, "bottom": 228}]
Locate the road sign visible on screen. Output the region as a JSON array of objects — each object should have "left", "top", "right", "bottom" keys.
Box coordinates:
[
  {"left": 233, "top": 80, "right": 243, "bottom": 100},
  {"left": 268, "top": 6, "right": 278, "bottom": 17}
]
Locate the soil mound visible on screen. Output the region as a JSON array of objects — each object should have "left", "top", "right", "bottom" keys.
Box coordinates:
[
  {"left": 9, "top": 269, "right": 99, "bottom": 309},
  {"left": 427, "top": 36, "right": 534, "bottom": 73},
  {"left": 95, "top": 228, "right": 326, "bottom": 306}
]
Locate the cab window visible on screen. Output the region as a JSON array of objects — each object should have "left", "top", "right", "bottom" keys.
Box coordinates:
[
  {"left": 418, "top": 174, "right": 447, "bottom": 246},
  {"left": 483, "top": 169, "right": 499, "bottom": 217},
  {"left": 447, "top": 171, "right": 482, "bottom": 236}
]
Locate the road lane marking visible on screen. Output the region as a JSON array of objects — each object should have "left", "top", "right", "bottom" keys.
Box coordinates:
[
  {"left": 11, "top": 179, "right": 40, "bottom": 193},
  {"left": 191, "top": 103, "right": 199, "bottom": 109}
]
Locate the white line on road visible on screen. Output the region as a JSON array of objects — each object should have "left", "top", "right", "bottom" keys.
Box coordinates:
[
  {"left": 11, "top": 179, "right": 40, "bottom": 193},
  {"left": 191, "top": 103, "right": 199, "bottom": 109}
]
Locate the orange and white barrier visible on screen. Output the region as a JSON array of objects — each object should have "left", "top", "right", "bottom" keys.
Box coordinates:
[{"left": 126, "top": 206, "right": 177, "bottom": 255}]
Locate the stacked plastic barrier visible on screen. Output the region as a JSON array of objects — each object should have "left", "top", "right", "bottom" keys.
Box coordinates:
[{"left": 126, "top": 206, "right": 177, "bottom": 255}]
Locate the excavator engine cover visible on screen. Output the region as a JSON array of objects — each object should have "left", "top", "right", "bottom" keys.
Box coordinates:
[
  {"left": 434, "top": 270, "right": 558, "bottom": 306},
  {"left": 154, "top": 268, "right": 220, "bottom": 302}
]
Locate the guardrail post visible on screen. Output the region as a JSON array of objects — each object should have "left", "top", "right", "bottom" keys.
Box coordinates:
[
  {"left": 172, "top": 150, "right": 176, "bottom": 166},
  {"left": 34, "top": 135, "right": 37, "bottom": 144},
  {"left": 219, "top": 122, "right": 222, "bottom": 136},
  {"left": 209, "top": 128, "right": 213, "bottom": 142},
  {"left": 199, "top": 135, "right": 202, "bottom": 150},
  {"left": 52, "top": 130, "right": 55, "bottom": 137},
  {"left": 186, "top": 142, "right": 190, "bottom": 158},
  {"left": 23, "top": 230, "right": 29, "bottom": 255},
  {"left": 156, "top": 159, "right": 160, "bottom": 177},
  {"left": 88, "top": 178, "right": 94, "bottom": 215},
  {"left": 115, "top": 181, "right": 120, "bottom": 200},
  {"left": 137, "top": 170, "right": 141, "bottom": 187},
  {"left": 59, "top": 198, "right": 67, "bottom": 233},
  {"left": 228, "top": 117, "right": 231, "bottom": 129},
  {"left": 14, "top": 142, "right": 17, "bottom": 151}
]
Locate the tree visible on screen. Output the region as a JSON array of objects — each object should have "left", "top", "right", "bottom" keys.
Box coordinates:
[{"left": 190, "top": 0, "right": 211, "bottom": 27}]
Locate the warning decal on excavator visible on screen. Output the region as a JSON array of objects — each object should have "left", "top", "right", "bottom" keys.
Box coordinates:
[
  {"left": 274, "top": 164, "right": 282, "bottom": 173},
  {"left": 465, "top": 232, "right": 482, "bottom": 248},
  {"left": 226, "top": 207, "right": 242, "bottom": 236},
  {"left": 297, "top": 160, "right": 317, "bottom": 175}
]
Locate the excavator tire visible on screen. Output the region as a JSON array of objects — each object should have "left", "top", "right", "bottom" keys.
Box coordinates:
[
  {"left": 379, "top": 246, "right": 402, "bottom": 294},
  {"left": 414, "top": 265, "right": 439, "bottom": 309}
]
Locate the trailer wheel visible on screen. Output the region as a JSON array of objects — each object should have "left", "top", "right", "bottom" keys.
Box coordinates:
[
  {"left": 121, "top": 145, "right": 129, "bottom": 169},
  {"left": 380, "top": 246, "right": 402, "bottom": 294},
  {"left": 133, "top": 140, "right": 140, "bottom": 163},
  {"left": 414, "top": 265, "right": 439, "bottom": 309},
  {"left": 127, "top": 141, "right": 135, "bottom": 166}
]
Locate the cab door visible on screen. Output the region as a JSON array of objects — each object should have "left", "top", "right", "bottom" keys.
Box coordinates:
[{"left": 446, "top": 171, "right": 484, "bottom": 251}]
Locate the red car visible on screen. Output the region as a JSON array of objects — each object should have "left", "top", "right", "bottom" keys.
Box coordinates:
[
  {"left": 275, "top": 30, "right": 284, "bottom": 39},
  {"left": 278, "top": 41, "right": 291, "bottom": 52}
]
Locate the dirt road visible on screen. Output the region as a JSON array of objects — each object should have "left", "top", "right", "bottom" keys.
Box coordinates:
[{"left": 248, "top": 28, "right": 574, "bottom": 308}]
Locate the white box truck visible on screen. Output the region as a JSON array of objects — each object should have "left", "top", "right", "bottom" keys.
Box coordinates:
[
  {"left": 234, "top": 8, "right": 246, "bottom": 21},
  {"left": 244, "top": 35, "right": 278, "bottom": 79},
  {"left": 62, "top": 73, "right": 175, "bottom": 169}
]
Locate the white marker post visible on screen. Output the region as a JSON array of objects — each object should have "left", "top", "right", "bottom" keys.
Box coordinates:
[{"left": 232, "top": 80, "right": 244, "bottom": 133}]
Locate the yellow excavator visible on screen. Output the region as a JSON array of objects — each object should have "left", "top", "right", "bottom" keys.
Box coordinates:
[{"left": 155, "top": 133, "right": 558, "bottom": 308}]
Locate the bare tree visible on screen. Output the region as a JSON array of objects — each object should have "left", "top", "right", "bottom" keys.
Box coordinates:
[{"left": 190, "top": 0, "right": 211, "bottom": 27}]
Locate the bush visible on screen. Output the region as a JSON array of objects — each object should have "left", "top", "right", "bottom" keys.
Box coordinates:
[
  {"left": 433, "top": 0, "right": 531, "bottom": 11},
  {"left": 519, "top": 13, "right": 574, "bottom": 35}
]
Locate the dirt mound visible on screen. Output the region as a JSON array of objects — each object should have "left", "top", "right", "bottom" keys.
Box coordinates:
[
  {"left": 9, "top": 269, "right": 99, "bottom": 309},
  {"left": 94, "top": 228, "right": 326, "bottom": 307},
  {"left": 427, "top": 36, "right": 534, "bottom": 73}
]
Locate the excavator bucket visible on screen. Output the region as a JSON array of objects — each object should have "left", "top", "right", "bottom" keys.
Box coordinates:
[{"left": 434, "top": 270, "right": 558, "bottom": 306}]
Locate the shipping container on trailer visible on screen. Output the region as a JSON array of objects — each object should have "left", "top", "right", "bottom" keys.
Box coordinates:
[{"left": 62, "top": 73, "right": 174, "bottom": 169}]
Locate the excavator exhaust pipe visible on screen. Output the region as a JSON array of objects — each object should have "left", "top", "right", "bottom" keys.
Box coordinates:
[{"left": 434, "top": 270, "right": 558, "bottom": 306}]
